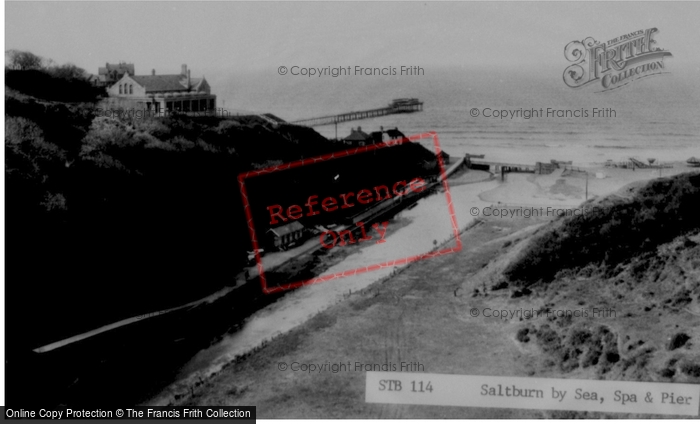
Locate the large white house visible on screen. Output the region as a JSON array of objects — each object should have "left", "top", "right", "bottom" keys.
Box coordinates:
[{"left": 106, "top": 64, "right": 216, "bottom": 114}]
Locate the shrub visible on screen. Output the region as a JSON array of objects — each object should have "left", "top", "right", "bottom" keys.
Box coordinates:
[
  {"left": 667, "top": 333, "right": 691, "bottom": 351},
  {"left": 5, "top": 116, "right": 44, "bottom": 145}
]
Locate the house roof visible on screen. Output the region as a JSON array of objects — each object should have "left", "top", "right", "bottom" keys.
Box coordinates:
[
  {"left": 99, "top": 63, "right": 134, "bottom": 76},
  {"left": 129, "top": 74, "right": 191, "bottom": 93},
  {"left": 344, "top": 128, "right": 370, "bottom": 142},
  {"left": 268, "top": 221, "right": 304, "bottom": 237},
  {"left": 126, "top": 74, "right": 206, "bottom": 93},
  {"left": 386, "top": 128, "right": 406, "bottom": 139},
  {"left": 261, "top": 113, "right": 287, "bottom": 124}
]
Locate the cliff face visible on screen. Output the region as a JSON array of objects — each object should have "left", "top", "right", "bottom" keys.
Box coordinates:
[{"left": 5, "top": 88, "right": 438, "bottom": 351}]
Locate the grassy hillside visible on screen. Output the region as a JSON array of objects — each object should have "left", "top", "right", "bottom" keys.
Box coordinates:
[
  {"left": 480, "top": 172, "right": 700, "bottom": 395},
  {"left": 502, "top": 172, "right": 700, "bottom": 286}
]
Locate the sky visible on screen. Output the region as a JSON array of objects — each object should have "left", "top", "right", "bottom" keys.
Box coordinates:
[{"left": 6, "top": 1, "right": 700, "bottom": 78}]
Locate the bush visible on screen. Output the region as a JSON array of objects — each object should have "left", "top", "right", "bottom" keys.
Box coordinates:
[
  {"left": 667, "top": 333, "right": 691, "bottom": 351},
  {"left": 6, "top": 69, "right": 104, "bottom": 103},
  {"left": 5, "top": 116, "right": 44, "bottom": 145}
]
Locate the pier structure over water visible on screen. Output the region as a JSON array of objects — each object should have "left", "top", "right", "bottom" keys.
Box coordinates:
[{"left": 290, "top": 98, "right": 423, "bottom": 128}]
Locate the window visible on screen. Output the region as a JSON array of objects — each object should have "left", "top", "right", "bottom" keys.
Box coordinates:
[
  {"left": 200, "top": 99, "right": 207, "bottom": 111},
  {"left": 166, "top": 101, "right": 173, "bottom": 112},
  {"left": 129, "top": 84, "right": 133, "bottom": 94},
  {"left": 119, "top": 84, "right": 122, "bottom": 94}
]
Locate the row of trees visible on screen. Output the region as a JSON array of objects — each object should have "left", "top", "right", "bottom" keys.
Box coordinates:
[
  {"left": 5, "top": 49, "right": 104, "bottom": 102},
  {"left": 6, "top": 49, "right": 91, "bottom": 79}
]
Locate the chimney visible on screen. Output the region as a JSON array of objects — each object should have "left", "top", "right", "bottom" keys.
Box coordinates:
[
  {"left": 187, "top": 69, "right": 191, "bottom": 88},
  {"left": 152, "top": 69, "right": 155, "bottom": 76},
  {"left": 181, "top": 64, "right": 187, "bottom": 76}
]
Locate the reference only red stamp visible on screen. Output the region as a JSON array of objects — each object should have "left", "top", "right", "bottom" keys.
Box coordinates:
[{"left": 237, "top": 131, "right": 461, "bottom": 294}]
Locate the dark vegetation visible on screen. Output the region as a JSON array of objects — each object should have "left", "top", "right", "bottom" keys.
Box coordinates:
[
  {"left": 518, "top": 323, "right": 621, "bottom": 375},
  {"left": 6, "top": 95, "right": 330, "bottom": 351},
  {"left": 6, "top": 69, "right": 104, "bottom": 103},
  {"left": 503, "top": 172, "right": 700, "bottom": 286},
  {"left": 667, "top": 333, "right": 691, "bottom": 351},
  {"left": 5, "top": 50, "right": 104, "bottom": 102},
  {"left": 244, "top": 140, "right": 436, "bottom": 232},
  {"left": 5, "top": 52, "right": 439, "bottom": 357}
]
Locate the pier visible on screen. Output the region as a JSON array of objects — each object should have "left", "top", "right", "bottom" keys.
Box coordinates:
[{"left": 290, "top": 98, "right": 423, "bottom": 127}]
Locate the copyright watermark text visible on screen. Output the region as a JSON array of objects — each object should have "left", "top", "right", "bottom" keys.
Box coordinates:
[
  {"left": 469, "top": 307, "right": 617, "bottom": 320},
  {"left": 469, "top": 107, "right": 616, "bottom": 119},
  {"left": 278, "top": 65, "right": 424, "bottom": 77},
  {"left": 470, "top": 206, "right": 598, "bottom": 218},
  {"left": 277, "top": 361, "right": 425, "bottom": 373}
]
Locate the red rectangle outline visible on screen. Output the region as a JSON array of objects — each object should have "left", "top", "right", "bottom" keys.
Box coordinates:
[{"left": 237, "top": 131, "right": 461, "bottom": 294}]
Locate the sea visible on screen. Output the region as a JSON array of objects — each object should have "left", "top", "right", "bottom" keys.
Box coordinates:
[{"left": 211, "top": 66, "right": 700, "bottom": 166}]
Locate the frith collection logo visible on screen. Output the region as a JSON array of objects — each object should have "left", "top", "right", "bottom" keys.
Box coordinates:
[{"left": 563, "top": 28, "right": 672, "bottom": 92}]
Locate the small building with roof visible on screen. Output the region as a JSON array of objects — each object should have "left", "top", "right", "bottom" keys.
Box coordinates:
[
  {"left": 385, "top": 127, "right": 406, "bottom": 141},
  {"left": 344, "top": 126, "right": 408, "bottom": 146},
  {"left": 267, "top": 221, "right": 305, "bottom": 251},
  {"left": 343, "top": 126, "right": 371, "bottom": 145}
]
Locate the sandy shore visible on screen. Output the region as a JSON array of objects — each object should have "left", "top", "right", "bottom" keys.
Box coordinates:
[
  {"left": 149, "top": 161, "right": 699, "bottom": 406},
  {"left": 480, "top": 163, "right": 691, "bottom": 207}
]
